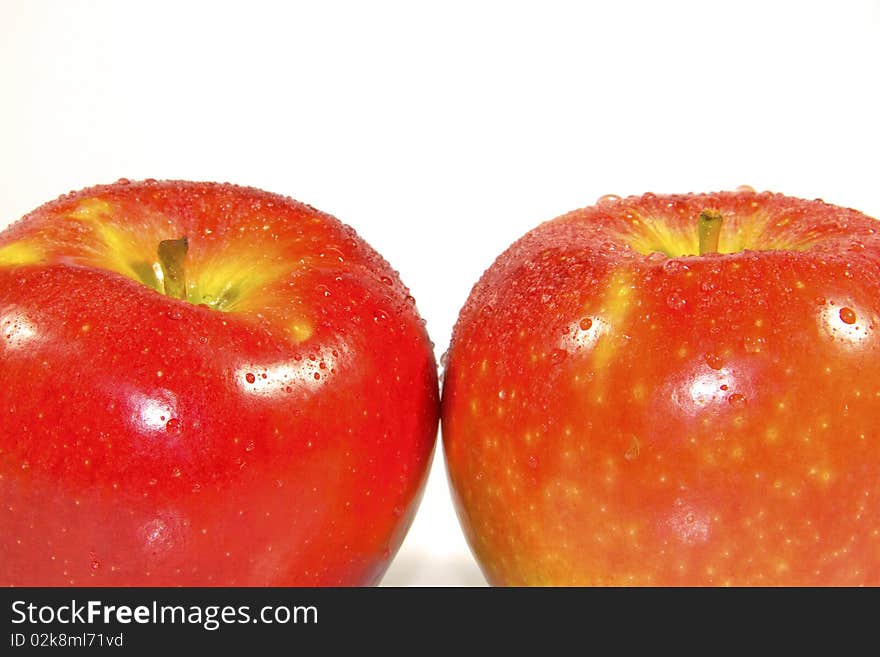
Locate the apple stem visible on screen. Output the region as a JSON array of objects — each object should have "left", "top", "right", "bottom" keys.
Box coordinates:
[
  {"left": 698, "top": 210, "right": 723, "bottom": 255},
  {"left": 157, "top": 237, "right": 189, "bottom": 300}
]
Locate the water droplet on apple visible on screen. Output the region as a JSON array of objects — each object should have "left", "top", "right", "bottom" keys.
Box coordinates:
[
  {"left": 198, "top": 336, "right": 208, "bottom": 345},
  {"left": 166, "top": 309, "right": 183, "bottom": 321},
  {"left": 245, "top": 373, "right": 256, "bottom": 384},
  {"left": 527, "top": 455, "right": 538, "bottom": 469},
  {"left": 115, "top": 178, "right": 131, "bottom": 185},
  {"left": 90, "top": 553, "right": 101, "bottom": 570},
  {"left": 380, "top": 276, "right": 393, "bottom": 286},
  {"left": 165, "top": 418, "right": 182, "bottom": 434},
  {"left": 664, "top": 260, "right": 684, "bottom": 274},
  {"left": 579, "top": 317, "right": 593, "bottom": 331},
  {"left": 737, "top": 184, "right": 756, "bottom": 193},
  {"left": 392, "top": 505, "right": 404, "bottom": 518},
  {"left": 624, "top": 437, "right": 640, "bottom": 461},
  {"left": 728, "top": 393, "right": 746, "bottom": 406},
  {"left": 666, "top": 290, "right": 686, "bottom": 310},
  {"left": 597, "top": 194, "right": 622, "bottom": 205},
  {"left": 550, "top": 349, "right": 567, "bottom": 363},
  {"left": 703, "top": 352, "right": 723, "bottom": 370},
  {"left": 245, "top": 440, "right": 255, "bottom": 452},
  {"left": 839, "top": 307, "right": 857, "bottom": 325}
]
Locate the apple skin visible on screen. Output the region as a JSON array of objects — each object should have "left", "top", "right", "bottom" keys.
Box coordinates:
[
  {"left": 0, "top": 180, "right": 439, "bottom": 586},
  {"left": 442, "top": 191, "right": 880, "bottom": 586}
]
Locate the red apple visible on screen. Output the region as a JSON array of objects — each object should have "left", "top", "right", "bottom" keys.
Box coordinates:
[
  {"left": 0, "top": 179, "right": 438, "bottom": 586},
  {"left": 442, "top": 190, "right": 880, "bottom": 586}
]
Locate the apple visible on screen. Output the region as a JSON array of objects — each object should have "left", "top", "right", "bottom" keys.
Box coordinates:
[
  {"left": 442, "top": 189, "right": 880, "bottom": 586},
  {"left": 0, "top": 179, "right": 438, "bottom": 586}
]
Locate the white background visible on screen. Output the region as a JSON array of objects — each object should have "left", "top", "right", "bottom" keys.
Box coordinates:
[{"left": 1, "top": 1, "right": 878, "bottom": 586}]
